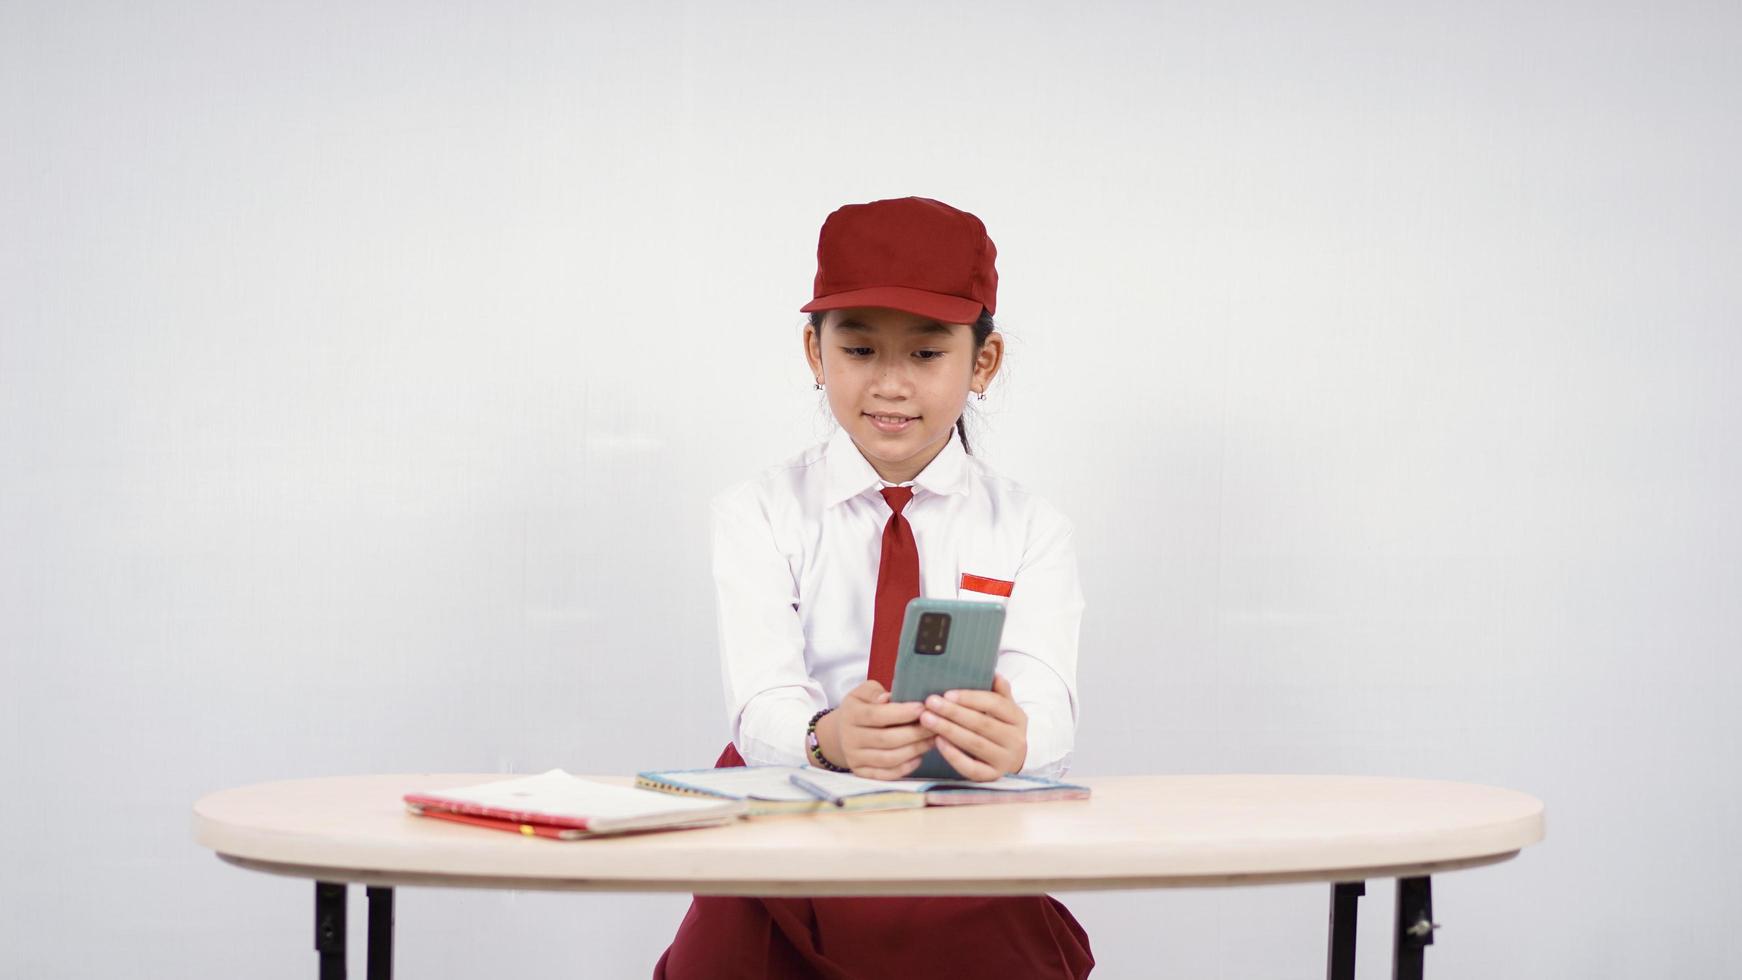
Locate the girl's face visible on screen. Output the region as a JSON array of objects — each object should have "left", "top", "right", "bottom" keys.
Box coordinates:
[{"left": 804, "top": 306, "right": 1003, "bottom": 484}]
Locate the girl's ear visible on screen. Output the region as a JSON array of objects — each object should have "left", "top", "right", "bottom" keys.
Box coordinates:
[
  {"left": 972, "top": 331, "right": 1004, "bottom": 393},
  {"left": 803, "top": 321, "right": 825, "bottom": 382}
]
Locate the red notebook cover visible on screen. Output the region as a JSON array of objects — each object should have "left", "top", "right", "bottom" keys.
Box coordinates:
[
  {"left": 406, "top": 803, "right": 591, "bottom": 840},
  {"left": 401, "top": 791, "right": 595, "bottom": 830}
]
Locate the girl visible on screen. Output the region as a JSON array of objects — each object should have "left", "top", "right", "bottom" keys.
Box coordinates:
[{"left": 654, "top": 196, "right": 1093, "bottom": 979}]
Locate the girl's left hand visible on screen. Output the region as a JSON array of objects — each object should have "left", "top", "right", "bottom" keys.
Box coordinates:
[{"left": 918, "top": 673, "right": 1028, "bottom": 781}]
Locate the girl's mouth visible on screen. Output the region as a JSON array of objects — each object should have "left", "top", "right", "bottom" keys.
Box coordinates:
[{"left": 864, "top": 412, "right": 917, "bottom": 434}]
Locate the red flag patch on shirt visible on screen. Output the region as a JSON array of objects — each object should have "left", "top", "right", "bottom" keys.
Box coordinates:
[{"left": 959, "top": 573, "right": 1015, "bottom": 597}]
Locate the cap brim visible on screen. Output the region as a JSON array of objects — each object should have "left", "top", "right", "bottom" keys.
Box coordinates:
[{"left": 799, "top": 286, "right": 983, "bottom": 325}]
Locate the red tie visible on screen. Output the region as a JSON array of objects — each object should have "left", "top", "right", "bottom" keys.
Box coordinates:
[{"left": 868, "top": 486, "right": 920, "bottom": 688}]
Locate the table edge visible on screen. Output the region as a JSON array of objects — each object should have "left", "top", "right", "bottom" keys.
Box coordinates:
[{"left": 213, "top": 849, "right": 1523, "bottom": 894}]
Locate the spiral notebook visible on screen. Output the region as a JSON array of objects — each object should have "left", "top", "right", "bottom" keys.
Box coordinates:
[
  {"left": 635, "top": 765, "right": 1091, "bottom": 816},
  {"left": 403, "top": 769, "right": 746, "bottom": 839}
]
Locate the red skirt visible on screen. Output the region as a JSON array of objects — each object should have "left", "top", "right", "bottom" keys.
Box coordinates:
[{"left": 651, "top": 743, "right": 1095, "bottom": 979}]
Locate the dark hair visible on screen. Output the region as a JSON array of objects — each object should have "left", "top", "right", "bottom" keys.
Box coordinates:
[{"left": 807, "top": 308, "right": 997, "bottom": 454}]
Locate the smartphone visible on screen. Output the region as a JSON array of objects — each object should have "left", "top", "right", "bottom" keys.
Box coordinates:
[{"left": 889, "top": 597, "right": 1007, "bottom": 780}]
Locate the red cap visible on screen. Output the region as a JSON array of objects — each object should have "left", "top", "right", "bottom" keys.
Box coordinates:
[{"left": 799, "top": 196, "right": 997, "bottom": 324}]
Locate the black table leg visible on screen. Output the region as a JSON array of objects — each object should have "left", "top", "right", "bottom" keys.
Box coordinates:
[
  {"left": 1327, "top": 880, "right": 1364, "bottom": 980},
  {"left": 314, "top": 883, "right": 395, "bottom": 979},
  {"left": 1392, "top": 875, "right": 1438, "bottom": 980},
  {"left": 367, "top": 887, "right": 395, "bottom": 980},
  {"left": 315, "top": 881, "right": 346, "bottom": 980}
]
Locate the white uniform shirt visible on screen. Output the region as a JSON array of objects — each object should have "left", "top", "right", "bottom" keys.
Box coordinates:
[{"left": 710, "top": 424, "right": 1084, "bottom": 779}]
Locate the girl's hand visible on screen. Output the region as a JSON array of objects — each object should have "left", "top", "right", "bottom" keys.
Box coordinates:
[
  {"left": 918, "top": 673, "right": 1028, "bottom": 781},
  {"left": 818, "top": 680, "right": 937, "bottom": 780}
]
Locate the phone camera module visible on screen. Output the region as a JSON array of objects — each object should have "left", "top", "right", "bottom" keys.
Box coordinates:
[{"left": 914, "top": 611, "right": 951, "bottom": 655}]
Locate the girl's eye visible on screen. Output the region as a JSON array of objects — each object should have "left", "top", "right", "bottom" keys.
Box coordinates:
[{"left": 838, "top": 347, "right": 944, "bottom": 359}]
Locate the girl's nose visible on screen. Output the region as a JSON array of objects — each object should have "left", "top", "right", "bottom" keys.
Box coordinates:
[{"left": 870, "top": 359, "right": 914, "bottom": 395}]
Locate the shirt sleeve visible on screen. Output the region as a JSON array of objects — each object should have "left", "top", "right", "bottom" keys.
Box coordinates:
[
  {"left": 996, "top": 499, "right": 1084, "bottom": 780},
  {"left": 710, "top": 483, "right": 828, "bottom": 768}
]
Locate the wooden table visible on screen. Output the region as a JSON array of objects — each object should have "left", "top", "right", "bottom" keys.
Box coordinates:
[{"left": 192, "top": 773, "right": 1545, "bottom": 979}]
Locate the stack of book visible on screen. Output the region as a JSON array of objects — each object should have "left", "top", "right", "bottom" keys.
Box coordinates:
[{"left": 404, "top": 766, "right": 1089, "bottom": 840}]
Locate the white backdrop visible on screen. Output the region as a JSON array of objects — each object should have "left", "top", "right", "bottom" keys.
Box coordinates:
[{"left": 3, "top": 1, "right": 1738, "bottom": 977}]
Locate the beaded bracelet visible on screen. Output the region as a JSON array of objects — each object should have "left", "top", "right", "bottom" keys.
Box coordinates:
[{"left": 805, "top": 708, "right": 851, "bottom": 772}]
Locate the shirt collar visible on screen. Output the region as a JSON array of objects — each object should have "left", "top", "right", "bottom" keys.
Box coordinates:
[{"left": 822, "top": 424, "right": 971, "bottom": 507}]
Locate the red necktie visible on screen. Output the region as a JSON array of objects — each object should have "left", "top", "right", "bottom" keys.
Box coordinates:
[{"left": 867, "top": 486, "right": 920, "bottom": 688}]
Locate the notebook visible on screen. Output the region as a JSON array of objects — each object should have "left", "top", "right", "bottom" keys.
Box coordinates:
[
  {"left": 636, "top": 765, "right": 1091, "bottom": 816},
  {"left": 403, "top": 769, "right": 746, "bottom": 839}
]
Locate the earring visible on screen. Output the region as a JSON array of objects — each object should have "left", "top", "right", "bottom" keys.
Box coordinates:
[
  {"left": 976, "top": 389, "right": 987, "bottom": 401},
  {"left": 814, "top": 381, "right": 824, "bottom": 390}
]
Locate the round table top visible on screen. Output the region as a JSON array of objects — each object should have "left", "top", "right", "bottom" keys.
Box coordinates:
[{"left": 192, "top": 772, "right": 1545, "bottom": 896}]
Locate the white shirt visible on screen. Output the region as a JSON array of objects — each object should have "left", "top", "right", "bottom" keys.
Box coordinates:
[{"left": 710, "top": 424, "right": 1084, "bottom": 779}]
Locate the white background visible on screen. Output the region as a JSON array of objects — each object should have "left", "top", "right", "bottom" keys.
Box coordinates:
[{"left": 3, "top": 1, "right": 1738, "bottom": 977}]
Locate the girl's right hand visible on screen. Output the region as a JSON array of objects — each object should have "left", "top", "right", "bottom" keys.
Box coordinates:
[{"left": 817, "top": 680, "right": 936, "bottom": 780}]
